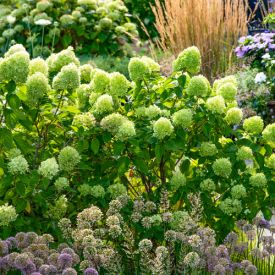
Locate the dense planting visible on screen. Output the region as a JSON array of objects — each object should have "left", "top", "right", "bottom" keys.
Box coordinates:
[
  {"left": 0, "top": 44, "right": 274, "bottom": 242},
  {"left": 0, "top": 0, "right": 138, "bottom": 57}
]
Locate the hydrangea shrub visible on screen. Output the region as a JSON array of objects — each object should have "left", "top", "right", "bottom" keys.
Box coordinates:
[
  {"left": 0, "top": 0, "right": 138, "bottom": 56},
  {"left": 0, "top": 44, "right": 274, "bottom": 240}
]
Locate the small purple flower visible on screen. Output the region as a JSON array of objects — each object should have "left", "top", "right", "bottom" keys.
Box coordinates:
[
  {"left": 62, "top": 267, "right": 77, "bottom": 275},
  {"left": 244, "top": 264, "right": 257, "bottom": 275},
  {"left": 84, "top": 267, "right": 99, "bottom": 275},
  {"left": 213, "top": 264, "right": 226, "bottom": 275},
  {"left": 258, "top": 218, "right": 270, "bottom": 229},
  {"left": 6, "top": 237, "right": 18, "bottom": 249},
  {"left": 0, "top": 241, "right": 9, "bottom": 256},
  {"left": 224, "top": 232, "right": 238, "bottom": 245},
  {"left": 57, "top": 253, "right": 73, "bottom": 270},
  {"left": 31, "top": 273, "right": 42, "bottom": 275}
]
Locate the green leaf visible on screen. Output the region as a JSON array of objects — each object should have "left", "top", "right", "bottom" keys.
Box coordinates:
[
  {"left": 90, "top": 139, "right": 100, "bottom": 154},
  {"left": 0, "top": 127, "right": 13, "bottom": 149},
  {"left": 16, "top": 181, "right": 25, "bottom": 196},
  {"left": 113, "top": 142, "right": 125, "bottom": 155},
  {"left": 118, "top": 156, "right": 130, "bottom": 175},
  {"left": 4, "top": 109, "right": 17, "bottom": 129},
  {"left": 5, "top": 80, "right": 16, "bottom": 93},
  {"left": 15, "top": 199, "right": 27, "bottom": 213},
  {"left": 62, "top": 34, "right": 73, "bottom": 48},
  {"left": 7, "top": 94, "right": 21, "bottom": 109}
]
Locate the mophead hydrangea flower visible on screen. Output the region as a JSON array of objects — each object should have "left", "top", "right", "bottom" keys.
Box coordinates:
[
  {"left": 52, "top": 63, "right": 80, "bottom": 91},
  {"left": 80, "top": 64, "right": 94, "bottom": 83},
  {"left": 153, "top": 117, "right": 174, "bottom": 140},
  {"left": 6, "top": 148, "right": 21, "bottom": 159},
  {"left": 115, "top": 120, "right": 136, "bottom": 141},
  {"left": 38, "top": 157, "right": 59, "bottom": 180},
  {"left": 200, "top": 178, "right": 216, "bottom": 192},
  {"left": 94, "top": 94, "right": 114, "bottom": 114},
  {"left": 107, "top": 183, "right": 127, "bottom": 199},
  {"left": 172, "top": 46, "right": 201, "bottom": 74},
  {"left": 225, "top": 107, "right": 243, "bottom": 125},
  {"left": 216, "top": 82, "right": 237, "bottom": 102},
  {"left": 172, "top": 109, "right": 193, "bottom": 128},
  {"left": 0, "top": 203, "right": 17, "bottom": 227},
  {"left": 200, "top": 142, "right": 218, "bottom": 157},
  {"left": 26, "top": 72, "right": 49, "bottom": 105},
  {"left": 205, "top": 95, "right": 226, "bottom": 114},
  {"left": 54, "top": 177, "right": 69, "bottom": 192},
  {"left": 236, "top": 146, "right": 253, "bottom": 161},
  {"left": 90, "top": 185, "right": 105, "bottom": 198},
  {"left": 144, "top": 105, "right": 161, "bottom": 119},
  {"left": 170, "top": 170, "right": 186, "bottom": 191},
  {"left": 4, "top": 44, "right": 26, "bottom": 58},
  {"left": 72, "top": 113, "right": 96, "bottom": 130},
  {"left": 262, "top": 123, "right": 275, "bottom": 147},
  {"left": 213, "top": 75, "right": 238, "bottom": 92},
  {"left": 128, "top": 57, "right": 150, "bottom": 82},
  {"left": 231, "top": 184, "right": 247, "bottom": 199},
  {"left": 186, "top": 75, "right": 211, "bottom": 97},
  {"left": 29, "top": 57, "right": 49, "bottom": 77},
  {"left": 249, "top": 173, "right": 267, "bottom": 188},
  {"left": 91, "top": 69, "right": 110, "bottom": 93},
  {"left": 0, "top": 51, "right": 30, "bottom": 83},
  {"left": 58, "top": 146, "right": 81, "bottom": 172},
  {"left": 243, "top": 116, "right": 264, "bottom": 135},
  {"left": 219, "top": 198, "right": 242, "bottom": 215},
  {"left": 266, "top": 154, "right": 275, "bottom": 169},
  {"left": 77, "top": 84, "right": 93, "bottom": 110},
  {"left": 8, "top": 155, "right": 29, "bottom": 175},
  {"left": 212, "top": 158, "right": 232, "bottom": 178},
  {"left": 109, "top": 72, "right": 129, "bottom": 97},
  {"left": 47, "top": 47, "right": 80, "bottom": 73},
  {"left": 100, "top": 113, "right": 126, "bottom": 134},
  {"left": 141, "top": 56, "right": 160, "bottom": 72}
]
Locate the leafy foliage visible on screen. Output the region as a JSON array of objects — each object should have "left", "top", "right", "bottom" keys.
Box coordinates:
[
  {"left": 0, "top": 0, "right": 138, "bottom": 57},
  {"left": 0, "top": 44, "right": 274, "bottom": 242}
]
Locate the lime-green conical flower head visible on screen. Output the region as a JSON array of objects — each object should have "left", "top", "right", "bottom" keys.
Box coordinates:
[
  {"left": 231, "top": 184, "right": 246, "bottom": 199},
  {"left": 200, "top": 142, "right": 218, "bottom": 157},
  {"left": 225, "top": 107, "right": 243, "bottom": 125},
  {"left": 186, "top": 75, "right": 211, "bottom": 97},
  {"left": 217, "top": 82, "right": 237, "bottom": 102},
  {"left": 205, "top": 96, "right": 226, "bottom": 114},
  {"left": 26, "top": 72, "right": 49, "bottom": 105},
  {"left": 91, "top": 69, "right": 110, "bottom": 93},
  {"left": 153, "top": 117, "right": 174, "bottom": 140},
  {"left": 212, "top": 158, "right": 232, "bottom": 178},
  {"left": 236, "top": 146, "right": 253, "bottom": 161},
  {"left": 243, "top": 116, "right": 264, "bottom": 135},
  {"left": 173, "top": 46, "right": 201, "bottom": 74},
  {"left": 38, "top": 157, "right": 59, "bottom": 180},
  {"left": 29, "top": 57, "right": 49, "bottom": 77},
  {"left": 58, "top": 146, "right": 81, "bottom": 172},
  {"left": 213, "top": 75, "right": 238, "bottom": 93},
  {"left": 262, "top": 123, "right": 275, "bottom": 148},
  {"left": 128, "top": 57, "right": 150, "bottom": 82},
  {"left": 80, "top": 64, "right": 94, "bottom": 83},
  {"left": 249, "top": 173, "right": 267, "bottom": 188},
  {"left": 52, "top": 63, "right": 80, "bottom": 90},
  {"left": 0, "top": 51, "right": 30, "bottom": 83},
  {"left": 109, "top": 72, "right": 129, "bottom": 97},
  {"left": 172, "top": 109, "right": 193, "bottom": 128}
]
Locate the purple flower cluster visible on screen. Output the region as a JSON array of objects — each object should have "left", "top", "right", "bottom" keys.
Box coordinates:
[
  {"left": 235, "top": 32, "right": 275, "bottom": 58},
  {"left": 0, "top": 232, "right": 99, "bottom": 275}
]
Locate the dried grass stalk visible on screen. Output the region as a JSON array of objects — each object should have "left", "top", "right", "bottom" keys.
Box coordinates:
[{"left": 152, "top": 0, "right": 250, "bottom": 79}]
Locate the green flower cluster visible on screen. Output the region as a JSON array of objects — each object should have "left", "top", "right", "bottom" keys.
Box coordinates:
[
  {"left": 212, "top": 158, "right": 232, "bottom": 178},
  {"left": 38, "top": 157, "right": 59, "bottom": 180},
  {"left": 153, "top": 117, "right": 174, "bottom": 140},
  {"left": 58, "top": 146, "right": 81, "bottom": 172},
  {"left": 0, "top": 203, "right": 17, "bottom": 227},
  {"left": 0, "top": 0, "right": 138, "bottom": 56}
]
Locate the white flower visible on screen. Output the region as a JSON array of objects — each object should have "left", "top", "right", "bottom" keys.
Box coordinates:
[
  {"left": 262, "top": 53, "right": 270, "bottom": 59},
  {"left": 35, "top": 19, "right": 52, "bottom": 26},
  {"left": 7, "top": 15, "right": 16, "bottom": 24},
  {"left": 255, "top": 72, "right": 267, "bottom": 84},
  {"left": 271, "top": 60, "right": 275, "bottom": 65}
]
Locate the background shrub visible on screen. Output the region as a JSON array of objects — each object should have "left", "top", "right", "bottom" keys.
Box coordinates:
[{"left": 0, "top": 0, "right": 138, "bottom": 57}]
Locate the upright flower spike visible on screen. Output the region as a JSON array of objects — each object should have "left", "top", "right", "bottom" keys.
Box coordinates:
[
  {"left": 52, "top": 63, "right": 80, "bottom": 91},
  {"left": 186, "top": 75, "right": 211, "bottom": 97},
  {"left": 172, "top": 46, "right": 201, "bottom": 74}
]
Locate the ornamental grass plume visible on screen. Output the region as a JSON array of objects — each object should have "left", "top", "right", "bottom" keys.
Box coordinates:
[{"left": 152, "top": 0, "right": 249, "bottom": 79}]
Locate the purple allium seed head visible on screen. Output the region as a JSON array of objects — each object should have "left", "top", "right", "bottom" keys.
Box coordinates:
[
  {"left": 14, "top": 253, "right": 31, "bottom": 269},
  {"left": 31, "top": 273, "right": 42, "bottom": 275},
  {"left": 48, "top": 253, "right": 59, "bottom": 266},
  {"left": 22, "top": 260, "right": 36, "bottom": 274},
  {"left": 62, "top": 267, "right": 77, "bottom": 275},
  {"left": 0, "top": 256, "right": 10, "bottom": 272},
  {"left": 245, "top": 264, "right": 257, "bottom": 275},
  {"left": 213, "top": 264, "right": 226, "bottom": 274},
  {"left": 233, "top": 242, "right": 248, "bottom": 254},
  {"left": 6, "top": 237, "right": 18, "bottom": 249},
  {"left": 0, "top": 241, "right": 9, "bottom": 256},
  {"left": 241, "top": 260, "right": 252, "bottom": 268},
  {"left": 57, "top": 253, "right": 73, "bottom": 269},
  {"left": 231, "top": 262, "right": 242, "bottom": 271},
  {"left": 84, "top": 267, "right": 99, "bottom": 275},
  {"left": 236, "top": 220, "right": 247, "bottom": 230},
  {"left": 258, "top": 218, "right": 270, "bottom": 229},
  {"left": 216, "top": 245, "right": 229, "bottom": 258},
  {"left": 224, "top": 232, "right": 238, "bottom": 245},
  {"left": 25, "top": 232, "right": 39, "bottom": 245}
]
